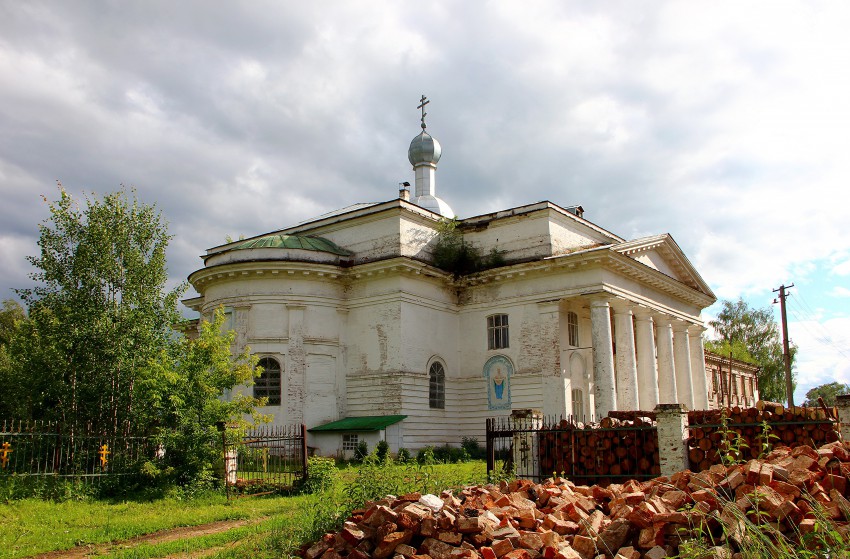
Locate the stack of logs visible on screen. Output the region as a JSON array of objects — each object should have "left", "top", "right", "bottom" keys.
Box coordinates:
[
  {"left": 687, "top": 401, "right": 839, "bottom": 472},
  {"left": 538, "top": 417, "right": 660, "bottom": 486},
  {"left": 304, "top": 439, "right": 850, "bottom": 559}
]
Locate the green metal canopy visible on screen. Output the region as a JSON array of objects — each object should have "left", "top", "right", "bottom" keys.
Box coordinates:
[
  {"left": 308, "top": 415, "right": 407, "bottom": 433},
  {"left": 234, "top": 234, "right": 352, "bottom": 256}
]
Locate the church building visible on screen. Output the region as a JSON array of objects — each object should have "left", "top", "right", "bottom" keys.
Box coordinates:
[{"left": 184, "top": 98, "right": 717, "bottom": 456}]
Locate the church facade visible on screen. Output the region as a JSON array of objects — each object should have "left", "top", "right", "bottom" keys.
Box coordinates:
[{"left": 184, "top": 103, "right": 716, "bottom": 456}]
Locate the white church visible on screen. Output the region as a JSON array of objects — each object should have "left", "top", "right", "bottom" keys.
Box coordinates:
[{"left": 184, "top": 98, "right": 716, "bottom": 456}]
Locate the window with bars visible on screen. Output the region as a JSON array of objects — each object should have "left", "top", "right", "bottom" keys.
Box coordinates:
[
  {"left": 487, "top": 314, "right": 509, "bottom": 350},
  {"left": 429, "top": 361, "right": 445, "bottom": 409},
  {"left": 254, "top": 357, "right": 282, "bottom": 405},
  {"left": 342, "top": 434, "right": 359, "bottom": 451},
  {"left": 567, "top": 311, "right": 579, "bottom": 347}
]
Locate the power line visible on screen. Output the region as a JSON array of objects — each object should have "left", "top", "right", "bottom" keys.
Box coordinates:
[{"left": 786, "top": 294, "right": 850, "bottom": 360}]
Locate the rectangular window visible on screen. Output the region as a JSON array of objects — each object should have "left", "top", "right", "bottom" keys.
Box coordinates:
[
  {"left": 487, "top": 314, "right": 509, "bottom": 350},
  {"left": 567, "top": 311, "right": 579, "bottom": 347},
  {"left": 342, "top": 434, "right": 359, "bottom": 451},
  {"left": 571, "top": 388, "right": 584, "bottom": 420}
]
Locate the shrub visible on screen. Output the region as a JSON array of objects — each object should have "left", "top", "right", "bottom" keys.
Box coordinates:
[
  {"left": 353, "top": 440, "right": 369, "bottom": 462},
  {"left": 417, "top": 446, "right": 436, "bottom": 465},
  {"left": 375, "top": 440, "right": 390, "bottom": 462},
  {"left": 298, "top": 457, "right": 339, "bottom": 494},
  {"left": 433, "top": 444, "right": 469, "bottom": 464},
  {"left": 462, "top": 436, "right": 485, "bottom": 460},
  {"left": 396, "top": 448, "right": 411, "bottom": 463}
]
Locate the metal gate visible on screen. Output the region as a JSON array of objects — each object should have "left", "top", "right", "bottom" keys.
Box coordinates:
[
  {"left": 486, "top": 415, "right": 659, "bottom": 486},
  {"left": 223, "top": 423, "right": 307, "bottom": 498}
]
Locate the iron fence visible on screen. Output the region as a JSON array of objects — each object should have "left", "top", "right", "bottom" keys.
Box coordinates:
[
  {"left": 486, "top": 414, "right": 658, "bottom": 486},
  {"left": 223, "top": 423, "right": 307, "bottom": 498},
  {"left": 0, "top": 419, "right": 152, "bottom": 482}
]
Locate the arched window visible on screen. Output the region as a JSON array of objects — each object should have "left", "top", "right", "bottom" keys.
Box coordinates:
[
  {"left": 567, "top": 311, "right": 579, "bottom": 347},
  {"left": 429, "top": 360, "right": 445, "bottom": 409},
  {"left": 254, "top": 357, "right": 282, "bottom": 405}
]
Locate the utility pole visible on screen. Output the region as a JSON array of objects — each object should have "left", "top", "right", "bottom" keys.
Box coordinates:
[{"left": 773, "top": 284, "right": 795, "bottom": 407}]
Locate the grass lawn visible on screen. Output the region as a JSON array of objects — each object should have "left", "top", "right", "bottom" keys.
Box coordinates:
[{"left": 0, "top": 460, "right": 489, "bottom": 559}]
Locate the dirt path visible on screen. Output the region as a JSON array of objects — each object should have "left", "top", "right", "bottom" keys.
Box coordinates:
[{"left": 28, "top": 517, "right": 267, "bottom": 559}]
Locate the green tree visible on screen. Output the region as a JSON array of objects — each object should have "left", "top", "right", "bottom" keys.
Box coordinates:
[
  {"left": 0, "top": 299, "right": 26, "bottom": 347},
  {"left": 802, "top": 382, "right": 850, "bottom": 407},
  {"left": 9, "top": 186, "right": 183, "bottom": 427},
  {"left": 0, "top": 300, "right": 28, "bottom": 417},
  {"left": 707, "top": 298, "right": 795, "bottom": 403},
  {"left": 137, "top": 308, "right": 264, "bottom": 486}
]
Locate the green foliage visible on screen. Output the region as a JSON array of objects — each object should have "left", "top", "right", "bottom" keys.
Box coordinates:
[
  {"left": 7, "top": 187, "right": 185, "bottom": 426},
  {"left": 433, "top": 444, "right": 470, "bottom": 463},
  {"left": 297, "top": 457, "right": 339, "bottom": 494},
  {"left": 375, "top": 440, "right": 390, "bottom": 462},
  {"left": 431, "top": 218, "right": 505, "bottom": 278},
  {"left": 0, "top": 299, "right": 28, "bottom": 417},
  {"left": 395, "top": 448, "right": 411, "bottom": 463},
  {"left": 353, "top": 440, "right": 369, "bottom": 462},
  {"left": 803, "top": 382, "right": 850, "bottom": 407},
  {"left": 717, "top": 409, "right": 748, "bottom": 465},
  {"left": 416, "top": 446, "right": 437, "bottom": 465},
  {"left": 136, "top": 308, "right": 264, "bottom": 487},
  {"left": 708, "top": 298, "right": 796, "bottom": 403},
  {"left": 2, "top": 187, "right": 266, "bottom": 489},
  {"left": 461, "top": 436, "right": 486, "bottom": 460}
]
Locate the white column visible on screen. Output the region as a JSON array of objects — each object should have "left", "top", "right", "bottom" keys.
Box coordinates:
[
  {"left": 613, "top": 304, "right": 639, "bottom": 411},
  {"left": 673, "top": 321, "right": 695, "bottom": 410},
  {"left": 689, "top": 326, "right": 709, "bottom": 411},
  {"left": 634, "top": 309, "right": 659, "bottom": 411},
  {"left": 590, "top": 298, "right": 617, "bottom": 419},
  {"left": 655, "top": 316, "right": 678, "bottom": 404}
]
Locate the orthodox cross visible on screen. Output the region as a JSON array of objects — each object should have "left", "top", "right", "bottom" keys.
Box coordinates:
[
  {"left": 0, "top": 442, "right": 12, "bottom": 469},
  {"left": 99, "top": 443, "right": 111, "bottom": 467},
  {"left": 417, "top": 95, "right": 429, "bottom": 129}
]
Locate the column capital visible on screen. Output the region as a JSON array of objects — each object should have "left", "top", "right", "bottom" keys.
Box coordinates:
[
  {"left": 588, "top": 296, "right": 611, "bottom": 309},
  {"left": 654, "top": 315, "right": 673, "bottom": 326},
  {"left": 688, "top": 324, "right": 707, "bottom": 335},
  {"left": 672, "top": 320, "right": 691, "bottom": 333},
  {"left": 609, "top": 299, "right": 635, "bottom": 314},
  {"left": 632, "top": 307, "right": 655, "bottom": 320}
]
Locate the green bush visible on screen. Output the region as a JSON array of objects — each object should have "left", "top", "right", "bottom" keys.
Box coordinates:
[
  {"left": 353, "top": 440, "right": 369, "bottom": 462},
  {"left": 375, "top": 440, "right": 390, "bottom": 462},
  {"left": 461, "top": 436, "right": 485, "bottom": 460},
  {"left": 396, "top": 448, "right": 411, "bottom": 463},
  {"left": 297, "top": 457, "right": 339, "bottom": 494},
  {"left": 432, "top": 444, "right": 469, "bottom": 464},
  {"left": 416, "top": 446, "right": 436, "bottom": 465}
]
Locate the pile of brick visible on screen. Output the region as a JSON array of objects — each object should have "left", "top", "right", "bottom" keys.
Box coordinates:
[{"left": 303, "top": 440, "right": 850, "bottom": 559}]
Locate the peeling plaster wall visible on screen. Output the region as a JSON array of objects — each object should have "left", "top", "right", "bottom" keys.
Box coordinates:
[{"left": 463, "top": 212, "right": 552, "bottom": 263}]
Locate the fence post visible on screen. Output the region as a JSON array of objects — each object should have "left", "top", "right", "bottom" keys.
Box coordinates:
[
  {"left": 836, "top": 395, "right": 850, "bottom": 442},
  {"left": 301, "top": 423, "right": 308, "bottom": 481},
  {"left": 654, "top": 403, "right": 689, "bottom": 478},
  {"left": 511, "top": 409, "right": 543, "bottom": 480},
  {"left": 485, "top": 418, "right": 494, "bottom": 477}
]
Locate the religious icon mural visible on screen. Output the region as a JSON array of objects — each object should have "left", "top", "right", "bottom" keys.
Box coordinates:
[{"left": 483, "top": 355, "right": 513, "bottom": 410}]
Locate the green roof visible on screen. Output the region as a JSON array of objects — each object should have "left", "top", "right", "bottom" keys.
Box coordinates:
[
  {"left": 234, "top": 234, "right": 352, "bottom": 256},
  {"left": 308, "top": 415, "right": 407, "bottom": 433}
]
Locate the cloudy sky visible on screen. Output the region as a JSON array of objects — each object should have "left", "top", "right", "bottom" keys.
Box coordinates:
[{"left": 1, "top": 1, "right": 848, "bottom": 404}]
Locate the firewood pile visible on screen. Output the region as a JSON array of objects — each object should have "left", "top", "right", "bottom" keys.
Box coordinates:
[
  {"left": 304, "top": 440, "right": 850, "bottom": 559},
  {"left": 687, "top": 401, "right": 839, "bottom": 472},
  {"left": 538, "top": 417, "right": 659, "bottom": 484}
]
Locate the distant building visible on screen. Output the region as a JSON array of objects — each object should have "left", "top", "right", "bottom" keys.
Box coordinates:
[
  {"left": 184, "top": 100, "right": 717, "bottom": 456},
  {"left": 704, "top": 350, "right": 760, "bottom": 408}
]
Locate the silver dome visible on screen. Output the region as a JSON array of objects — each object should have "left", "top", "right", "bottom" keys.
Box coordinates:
[{"left": 408, "top": 131, "right": 442, "bottom": 166}]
